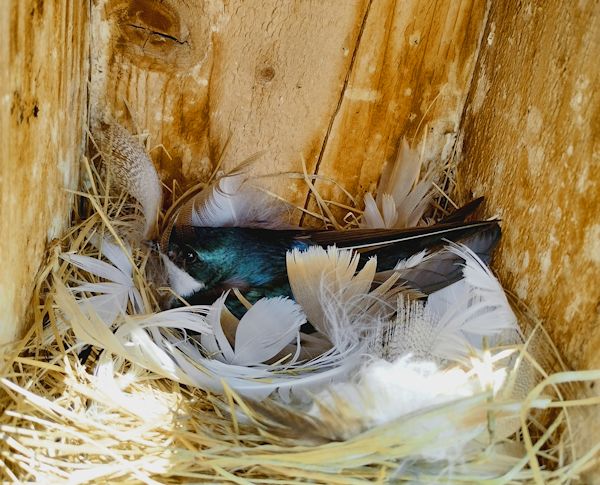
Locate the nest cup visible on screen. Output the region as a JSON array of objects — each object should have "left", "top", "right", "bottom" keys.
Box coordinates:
[{"left": 1, "top": 1, "right": 599, "bottom": 483}]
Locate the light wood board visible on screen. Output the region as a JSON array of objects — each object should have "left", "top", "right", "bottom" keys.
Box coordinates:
[
  {"left": 91, "top": 0, "right": 488, "bottom": 220},
  {"left": 0, "top": 0, "right": 88, "bottom": 348}
]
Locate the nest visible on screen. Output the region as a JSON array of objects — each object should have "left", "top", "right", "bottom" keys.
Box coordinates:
[{"left": 0, "top": 126, "right": 599, "bottom": 484}]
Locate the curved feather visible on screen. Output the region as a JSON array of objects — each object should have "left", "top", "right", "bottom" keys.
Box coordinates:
[
  {"left": 362, "top": 192, "right": 385, "bottom": 228},
  {"left": 96, "top": 122, "right": 162, "bottom": 239},
  {"left": 177, "top": 172, "right": 287, "bottom": 230},
  {"left": 382, "top": 242, "right": 519, "bottom": 363},
  {"left": 363, "top": 138, "right": 434, "bottom": 229},
  {"left": 232, "top": 297, "right": 305, "bottom": 366},
  {"left": 61, "top": 239, "right": 143, "bottom": 324},
  {"left": 286, "top": 246, "right": 377, "bottom": 340},
  {"left": 202, "top": 293, "right": 235, "bottom": 363},
  {"left": 62, "top": 253, "right": 131, "bottom": 286}
]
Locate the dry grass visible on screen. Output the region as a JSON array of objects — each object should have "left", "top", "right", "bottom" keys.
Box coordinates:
[{"left": 0, "top": 146, "right": 599, "bottom": 484}]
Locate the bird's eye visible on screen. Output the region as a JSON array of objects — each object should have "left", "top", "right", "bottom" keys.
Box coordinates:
[{"left": 184, "top": 250, "right": 197, "bottom": 264}]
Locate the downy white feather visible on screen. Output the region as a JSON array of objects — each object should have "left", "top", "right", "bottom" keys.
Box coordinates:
[
  {"left": 189, "top": 172, "right": 287, "bottom": 229},
  {"left": 307, "top": 354, "right": 514, "bottom": 462},
  {"left": 361, "top": 138, "right": 434, "bottom": 229},
  {"left": 382, "top": 244, "right": 520, "bottom": 364}
]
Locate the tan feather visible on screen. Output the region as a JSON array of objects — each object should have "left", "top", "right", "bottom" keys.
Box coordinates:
[
  {"left": 363, "top": 138, "right": 434, "bottom": 229},
  {"left": 95, "top": 122, "right": 162, "bottom": 239}
]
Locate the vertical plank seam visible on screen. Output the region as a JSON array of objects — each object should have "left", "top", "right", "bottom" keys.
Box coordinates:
[
  {"left": 450, "top": 0, "right": 493, "bottom": 204},
  {"left": 86, "top": 0, "right": 93, "bottom": 142},
  {"left": 299, "top": 0, "right": 373, "bottom": 226}
]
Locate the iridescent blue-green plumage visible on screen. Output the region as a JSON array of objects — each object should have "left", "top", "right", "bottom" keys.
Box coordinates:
[
  {"left": 165, "top": 219, "right": 501, "bottom": 316},
  {"left": 168, "top": 227, "right": 309, "bottom": 306}
]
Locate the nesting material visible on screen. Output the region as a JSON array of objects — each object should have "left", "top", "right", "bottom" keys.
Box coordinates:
[{"left": 0, "top": 125, "right": 599, "bottom": 484}]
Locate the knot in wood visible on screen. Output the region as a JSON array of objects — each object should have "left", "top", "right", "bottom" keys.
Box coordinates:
[{"left": 257, "top": 66, "right": 276, "bottom": 83}]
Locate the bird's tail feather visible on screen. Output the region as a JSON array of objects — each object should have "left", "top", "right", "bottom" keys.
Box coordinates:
[
  {"left": 375, "top": 223, "right": 501, "bottom": 295},
  {"left": 308, "top": 220, "right": 497, "bottom": 251},
  {"left": 438, "top": 197, "right": 484, "bottom": 224}
]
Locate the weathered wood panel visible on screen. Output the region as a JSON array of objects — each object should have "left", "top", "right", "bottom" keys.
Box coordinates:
[
  {"left": 306, "top": 0, "right": 489, "bottom": 223},
  {"left": 0, "top": 1, "right": 88, "bottom": 347},
  {"left": 456, "top": 3, "right": 599, "bottom": 474},
  {"left": 91, "top": 0, "right": 370, "bottom": 208},
  {"left": 91, "top": 0, "right": 489, "bottom": 217},
  {"left": 456, "top": 0, "right": 600, "bottom": 371}
]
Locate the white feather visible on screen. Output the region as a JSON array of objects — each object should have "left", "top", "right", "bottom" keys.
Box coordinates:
[
  {"left": 426, "top": 278, "right": 468, "bottom": 318},
  {"left": 380, "top": 298, "right": 437, "bottom": 362},
  {"left": 202, "top": 293, "right": 235, "bottom": 363},
  {"left": 286, "top": 246, "right": 377, "bottom": 342},
  {"left": 386, "top": 139, "right": 421, "bottom": 205},
  {"left": 307, "top": 354, "right": 509, "bottom": 461},
  {"left": 76, "top": 291, "right": 128, "bottom": 326},
  {"left": 130, "top": 306, "right": 212, "bottom": 334},
  {"left": 383, "top": 243, "right": 520, "bottom": 364},
  {"left": 160, "top": 254, "right": 205, "bottom": 297},
  {"left": 362, "top": 193, "right": 385, "bottom": 228},
  {"left": 361, "top": 138, "right": 434, "bottom": 229},
  {"left": 232, "top": 297, "right": 305, "bottom": 365},
  {"left": 91, "top": 235, "right": 133, "bottom": 275},
  {"left": 381, "top": 193, "right": 398, "bottom": 227},
  {"left": 432, "top": 245, "right": 518, "bottom": 350},
  {"left": 88, "top": 355, "right": 170, "bottom": 421},
  {"left": 199, "top": 293, "right": 305, "bottom": 366},
  {"left": 63, "top": 253, "right": 131, "bottom": 286},
  {"left": 61, "top": 238, "right": 143, "bottom": 324},
  {"left": 393, "top": 250, "right": 429, "bottom": 270},
  {"left": 190, "top": 173, "right": 286, "bottom": 228}
]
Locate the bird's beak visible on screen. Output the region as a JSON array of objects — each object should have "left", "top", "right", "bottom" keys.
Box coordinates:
[
  {"left": 142, "top": 239, "right": 160, "bottom": 252},
  {"left": 164, "top": 240, "right": 182, "bottom": 263}
]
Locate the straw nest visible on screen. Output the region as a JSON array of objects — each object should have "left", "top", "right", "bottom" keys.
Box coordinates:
[{"left": 0, "top": 127, "right": 599, "bottom": 484}]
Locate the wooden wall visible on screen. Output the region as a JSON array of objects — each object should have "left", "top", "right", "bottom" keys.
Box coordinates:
[
  {"left": 455, "top": 3, "right": 599, "bottom": 474},
  {"left": 0, "top": 1, "right": 88, "bottom": 348},
  {"left": 90, "top": 0, "right": 489, "bottom": 217},
  {"left": 455, "top": 0, "right": 600, "bottom": 372}
]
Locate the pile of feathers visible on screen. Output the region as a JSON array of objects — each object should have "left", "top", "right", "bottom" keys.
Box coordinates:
[{"left": 55, "top": 122, "right": 538, "bottom": 461}]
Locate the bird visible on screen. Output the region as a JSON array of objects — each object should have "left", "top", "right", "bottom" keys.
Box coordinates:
[{"left": 161, "top": 208, "right": 501, "bottom": 316}]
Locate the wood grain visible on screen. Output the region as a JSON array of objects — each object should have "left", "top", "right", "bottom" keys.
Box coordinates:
[
  {"left": 456, "top": 0, "right": 600, "bottom": 371},
  {"left": 91, "top": 0, "right": 489, "bottom": 219},
  {"left": 91, "top": 0, "right": 370, "bottom": 209},
  {"left": 0, "top": 1, "right": 88, "bottom": 348},
  {"left": 455, "top": 2, "right": 599, "bottom": 473},
  {"left": 305, "top": 0, "right": 489, "bottom": 224}
]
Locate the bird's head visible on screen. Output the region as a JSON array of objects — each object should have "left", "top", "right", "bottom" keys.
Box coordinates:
[
  {"left": 158, "top": 225, "right": 269, "bottom": 298},
  {"left": 166, "top": 237, "right": 201, "bottom": 272},
  {"left": 157, "top": 226, "right": 222, "bottom": 297}
]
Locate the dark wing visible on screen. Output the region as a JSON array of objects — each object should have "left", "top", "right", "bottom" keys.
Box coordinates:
[
  {"left": 374, "top": 222, "right": 501, "bottom": 294},
  {"left": 438, "top": 197, "right": 484, "bottom": 224},
  {"left": 298, "top": 220, "right": 498, "bottom": 251}
]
